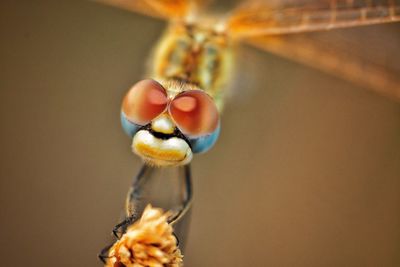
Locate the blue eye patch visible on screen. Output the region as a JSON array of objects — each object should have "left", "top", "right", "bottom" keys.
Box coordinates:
[
  {"left": 121, "top": 111, "right": 141, "bottom": 137},
  {"left": 188, "top": 123, "right": 220, "bottom": 154}
]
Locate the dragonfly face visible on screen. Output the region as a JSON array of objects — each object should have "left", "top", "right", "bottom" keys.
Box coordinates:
[{"left": 121, "top": 79, "right": 220, "bottom": 166}]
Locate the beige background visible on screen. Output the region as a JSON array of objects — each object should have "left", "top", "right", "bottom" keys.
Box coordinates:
[{"left": 0, "top": 0, "right": 399, "bottom": 266}]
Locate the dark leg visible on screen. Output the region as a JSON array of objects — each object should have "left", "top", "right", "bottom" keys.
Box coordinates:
[
  {"left": 112, "top": 214, "right": 137, "bottom": 238},
  {"left": 173, "top": 232, "right": 180, "bottom": 247},
  {"left": 125, "top": 164, "right": 148, "bottom": 217},
  {"left": 98, "top": 244, "right": 113, "bottom": 264},
  {"left": 112, "top": 165, "right": 148, "bottom": 238},
  {"left": 111, "top": 164, "right": 192, "bottom": 237},
  {"left": 168, "top": 164, "right": 193, "bottom": 224},
  {"left": 99, "top": 166, "right": 150, "bottom": 263}
]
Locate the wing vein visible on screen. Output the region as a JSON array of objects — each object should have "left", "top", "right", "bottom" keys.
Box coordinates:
[{"left": 227, "top": 1, "right": 400, "bottom": 38}]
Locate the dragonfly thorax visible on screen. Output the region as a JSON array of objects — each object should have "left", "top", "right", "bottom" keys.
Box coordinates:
[{"left": 151, "top": 22, "right": 234, "bottom": 111}]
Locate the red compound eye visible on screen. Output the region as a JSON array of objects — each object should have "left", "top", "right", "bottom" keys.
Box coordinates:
[
  {"left": 169, "top": 90, "right": 219, "bottom": 136},
  {"left": 122, "top": 79, "right": 168, "bottom": 125}
]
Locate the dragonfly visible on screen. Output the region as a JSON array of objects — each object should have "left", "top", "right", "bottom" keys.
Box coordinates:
[
  {"left": 95, "top": 0, "right": 400, "bottom": 167},
  {"left": 95, "top": 0, "right": 399, "bottom": 265}
]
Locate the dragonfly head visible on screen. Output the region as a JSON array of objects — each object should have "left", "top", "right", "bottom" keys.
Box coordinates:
[{"left": 121, "top": 79, "right": 220, "bottom": 166}]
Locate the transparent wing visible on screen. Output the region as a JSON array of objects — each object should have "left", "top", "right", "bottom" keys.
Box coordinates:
[
  {"left": 226, "top": 0, "right": 400, "bottom": 38},
  {"left": 246, "top": 24, "right": 400, "bottom": 100},
  {"left": 92, "top": 0, "right": 206, "bottom": 20}
]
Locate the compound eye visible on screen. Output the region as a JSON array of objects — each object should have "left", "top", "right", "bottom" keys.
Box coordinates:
[
  {"left": 169, "top": 90, "right": 219, "bottom": 136},
  {"left": 122, "top": 79, "right": 168, "bottom": 125}
]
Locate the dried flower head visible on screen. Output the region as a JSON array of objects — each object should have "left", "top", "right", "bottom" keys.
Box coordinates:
[{"left": 106, "top": 205, "right": 183, "bottom": 267}]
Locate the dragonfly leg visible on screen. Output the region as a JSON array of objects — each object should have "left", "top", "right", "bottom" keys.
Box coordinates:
[
  {"left": 168, "top": 164, "right": 193, "bottom": 225},
  {"left": 111, "top": 165, "right": 148, "bottom": 238},
  {"left": 98, "top": 244, "right": 113, "bottom": 263},
  {"left": 112, "top": 214, "right": 137, "bottom": 238}
]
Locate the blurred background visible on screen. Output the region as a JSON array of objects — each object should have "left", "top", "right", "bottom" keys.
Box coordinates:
[{"left": 1, "top": 0, "right": 400, "bottom": 266}]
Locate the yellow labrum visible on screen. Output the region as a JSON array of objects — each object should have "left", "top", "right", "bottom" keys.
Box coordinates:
[{"left": 132, "top": 130, "right": 193, "bottom": 166}]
